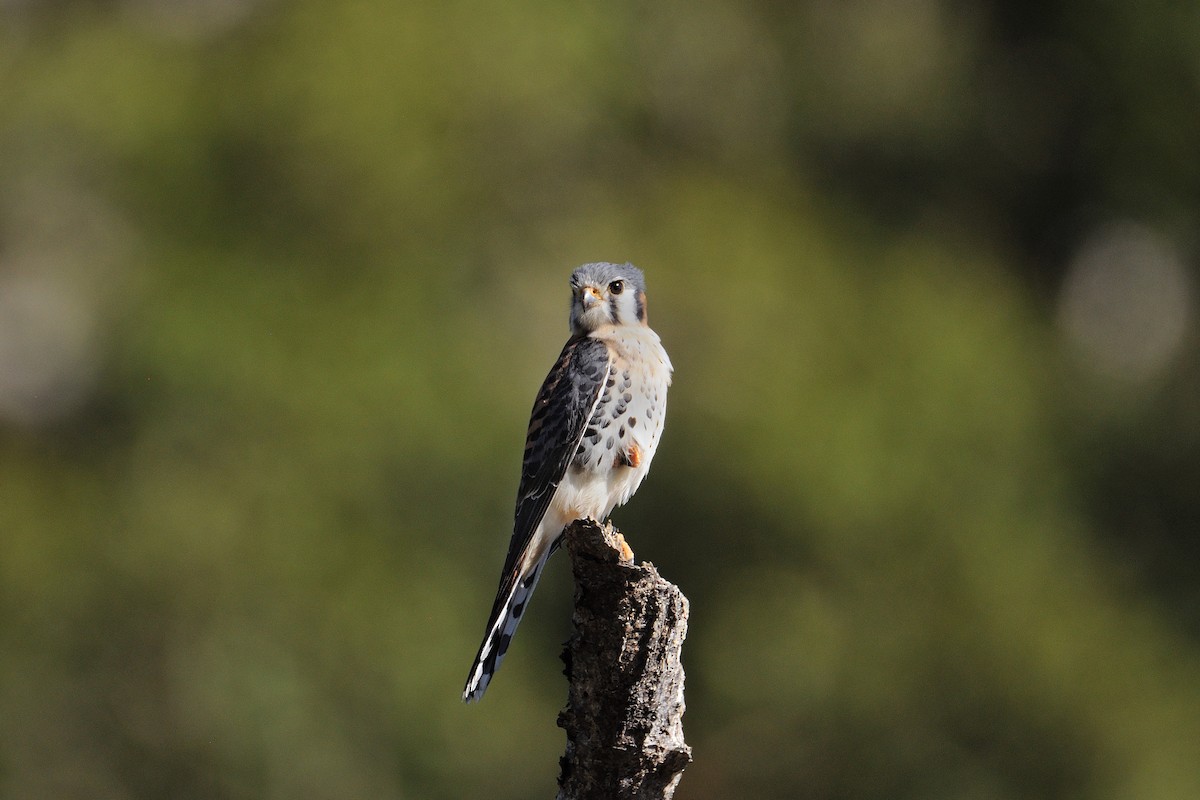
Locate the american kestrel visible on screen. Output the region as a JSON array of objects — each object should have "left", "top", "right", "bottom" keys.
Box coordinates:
[{"left": 463, "top": 262, "right": 673, "bottom": 702}]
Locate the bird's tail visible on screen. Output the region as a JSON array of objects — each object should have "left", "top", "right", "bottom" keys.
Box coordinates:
[{"left": 462, "top": 554, "right": 550, "bottom": 702}]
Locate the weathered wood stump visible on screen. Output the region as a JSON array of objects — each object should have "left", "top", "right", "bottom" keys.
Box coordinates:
[{"left": 556, "top": 519, "right": 691, "bottom": 800}]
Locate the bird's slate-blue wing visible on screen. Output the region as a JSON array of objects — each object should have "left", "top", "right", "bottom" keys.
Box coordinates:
[{"left": 492, "top": 336, "right": 612, "bottom": 594}]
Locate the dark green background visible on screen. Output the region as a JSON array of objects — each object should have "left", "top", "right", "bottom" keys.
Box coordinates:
[{"left": 2, "top": 2, "right": 1198, "bottom": 798}]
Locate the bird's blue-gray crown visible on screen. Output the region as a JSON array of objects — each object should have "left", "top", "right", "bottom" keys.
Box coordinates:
[
  {"left": 570, "top": 262, "right": 647, "bottom": 295},
  {"left": 569, "top": 262, "right": 650, "bottom": 334}
]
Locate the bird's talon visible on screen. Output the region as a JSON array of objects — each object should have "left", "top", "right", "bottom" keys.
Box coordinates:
[{"left": 616, "top": 532, "right": 635, "bottom": 563}]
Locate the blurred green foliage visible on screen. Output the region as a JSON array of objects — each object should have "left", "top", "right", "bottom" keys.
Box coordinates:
[{"left": 1, "top": 1, "right": 1198, "bottom": 798}]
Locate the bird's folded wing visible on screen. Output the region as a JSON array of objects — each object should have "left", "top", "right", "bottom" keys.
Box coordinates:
[{"left": 489, "top": 336, "right": 612, "bottom": 602}]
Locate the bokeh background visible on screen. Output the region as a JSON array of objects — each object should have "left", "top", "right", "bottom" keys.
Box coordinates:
[{"left": 2, "top": 1, "right": 1199, "bottom": 798}]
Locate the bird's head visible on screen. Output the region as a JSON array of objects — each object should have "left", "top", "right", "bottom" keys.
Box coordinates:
[{"left": 568, "top": 262, "right": 649, "bottom": 335}]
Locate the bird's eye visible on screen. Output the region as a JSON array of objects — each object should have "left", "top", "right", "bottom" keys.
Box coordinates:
[{"left": 608, "top": 280, "right": 625, "bottom": 295}]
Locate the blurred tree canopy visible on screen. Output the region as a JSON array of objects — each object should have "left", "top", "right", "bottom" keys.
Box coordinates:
[{"left": 1, "top": 1, "right": 1198, "bottom": 799}]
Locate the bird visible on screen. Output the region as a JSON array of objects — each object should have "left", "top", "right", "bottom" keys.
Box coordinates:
[{"left": 462, "top": 262, "right": 673, "bottom": 703}]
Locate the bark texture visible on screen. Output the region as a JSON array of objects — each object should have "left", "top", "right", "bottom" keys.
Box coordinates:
[{"left": 556, "top": 519, "right": 691, "bottom": 800}]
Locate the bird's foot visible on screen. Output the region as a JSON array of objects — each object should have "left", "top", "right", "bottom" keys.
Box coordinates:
[{"left": 615, "top": 531, "right": 635, "bottom": 563}]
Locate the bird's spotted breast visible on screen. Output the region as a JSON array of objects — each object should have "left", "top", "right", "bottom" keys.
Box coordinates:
[{"left": 570, "top": 330, "right": 668, "bottom": 491}]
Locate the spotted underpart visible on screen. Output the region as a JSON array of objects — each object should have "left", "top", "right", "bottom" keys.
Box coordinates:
[
  {"left": 463, "top": 262, "right": 672, "bottom": 703},
  {"left": 572, "top": 338, "right": 665, "bottom": 486}
]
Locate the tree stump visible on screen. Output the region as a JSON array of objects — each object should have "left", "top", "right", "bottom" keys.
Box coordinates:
[{"left": 556, "top": 519, "right": 691, "bottom": 800}]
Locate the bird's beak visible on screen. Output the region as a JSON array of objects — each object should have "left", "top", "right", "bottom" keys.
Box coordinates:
[{"left": 580, "top": 286, "right": 603, "bottom": 308}]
